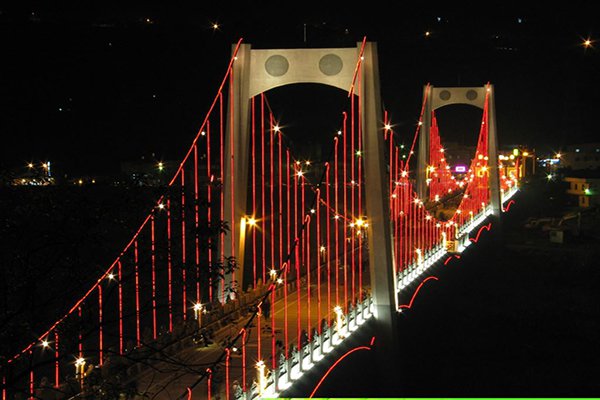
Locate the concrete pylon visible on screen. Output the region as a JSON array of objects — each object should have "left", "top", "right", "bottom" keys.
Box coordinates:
[
  {"left": 416, "top": 84, "right": 501, "bottom": 215},
  {"left": 359, "top": 41, "right": 400, "bottom": 380},
  {"left": 220, "top": 42, "right": 396, "bottom": 317}
]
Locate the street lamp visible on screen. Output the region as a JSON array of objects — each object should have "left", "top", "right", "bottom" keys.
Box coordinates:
[
  {"left": 256, "top": 360, "right": 268, "bottom": 397},
  {"left": 334, "top": 305, "right": 346, "bottom": 339},
  {"left": 75, "top": 357, "right": 86, "bottom": 388},
  {"left": 193, "top": 303, "right": 204, "bottom": 329},
  {"left": 415, "top": 248, "right": 423, "bottom": 266}
]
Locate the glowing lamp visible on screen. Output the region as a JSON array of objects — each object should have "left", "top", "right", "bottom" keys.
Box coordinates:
[
  {"left": 256, "top": 360, "right": 267, "bottom": 396},
  {"left": 415, "top": 248, "right": 423, "bottom": 265},
  {"left": 193, "top": 303, "right": 204, "bottom": 328},
  {"left": 334, "top": 305, "right": 345, "bottom": 339}
]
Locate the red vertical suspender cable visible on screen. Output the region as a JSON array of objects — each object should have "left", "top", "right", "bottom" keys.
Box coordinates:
[
  {"left": 271, "top": 284, "right": 276, "bottom": 370},
  {"left": 343, "top": 111, "right": 348, "bottom": 313},
  {"left": 252, "top": 98, "right": 257, "bottom": 289},
  {"left": 261, "top": 94, "right": 266, "bottom": 284},
  {"left": 275, "top": 130, "right": 283, "bottom": 368},
  {"left": 316, "top": 188, "right": 322, "bottom": 333},
  {"left": 206, "top": 121, "right": 213, "bottom": 302},
  {"left": 54, "top": 331, "right": 59, "bottom": 387},
  {"left": 278, "top": 130, "right": 283, "bottom": 279},
  {"left": 256, "top": 304, "right": 261, "bottom": 361},
  {"left": 306, "top": 213, "right": 311, "bottom": 341},
  {"left": 167, "top": 200, "right": 173, "bottom": 332},
  {"left": 301, "top": 170, "right": 306, "bottom": 270},
  {"left": 285, "top": 149, "right": 290, "bottom": 358},
  {"left": 194, "top": 144, "right": 200, "bottom": 304},
  {"left": 240, "top": 328, "right": 247, "bottom": 391},
  {"left": 294, "top": 162, "right": 298, "bottom": 276},
  {"left": 295, "top": 240, "right": 301, "bottom": 351},
  {"left": 206, "top": 369, "right": 212, "bottom": 400},
  {"left": 98, "top": 284, "right": 103, "bottom": 365},
  {"left": 334, "top": 137, "right": 339, "bottom": 308},
  {"left": 350, "top": 92, "right": 356, "bottom": 307},
  {"left": 326, "top": 162, "right": 332, "bottom": 324},
  {"left": 270, "top": 116, "right": 275, "bottom": 284},
  {"left": 151, "top": 214, "right": 157, "bottom": 340},
  {"left": 228, "top": 63, "right": 236, "bottom": 284},
  {"left": 118, "top": 261, "right": 124, "bottom": 353},
  {"left": 134, "top": 240, "right": 141, "bottom": 346},
  {"left": 219, "top": 92, "right": 225, "bottom": 301},
  {"left": 357, "top": 65, "right": 363, "bottom": 301},
  {"left": 29, "top": 351, "right": 33, "bottom": 400},
  {"left": 78, "top": 306, "right": 83, "bottom": 359},
  {"left": 181, "top": 172, "right": 187, "bottom": 319},
  {"left": 225, "top": 348, "right": 231, "bottom": 400}
]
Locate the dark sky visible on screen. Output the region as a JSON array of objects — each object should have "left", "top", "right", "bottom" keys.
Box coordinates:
[{"left": 1, "top": 2, "right": 598, "bottom": 176}]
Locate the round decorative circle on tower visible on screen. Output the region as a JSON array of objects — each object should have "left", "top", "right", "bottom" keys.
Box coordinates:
[
  {"left": 265, "top": 55, "right": 289, "bottom": 77},
  {"left": 318, "top": 54, "right": 343, "bottom": 76},
  {"left": 466, "top": 90, "right": 478, "bottom": 101},
  {"left": 439, "top": 90, "right": 451, "bottom": 101}
]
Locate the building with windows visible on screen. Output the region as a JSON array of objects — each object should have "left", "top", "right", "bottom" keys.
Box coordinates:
[
  {"left": 564, "top": 174, "right": 599, "bottom": 208},
  {"left": 560, "top": 143, "right": 600, "bottom": 171}
]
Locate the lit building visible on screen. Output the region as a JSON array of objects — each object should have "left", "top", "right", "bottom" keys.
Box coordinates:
[
  {"left": 497, "top": 146, "right": 535, "bottom": 181},
  {"left": 564, "top": 173, "right": 599, "bottom": 208},
  {"left": 559, "top": 143, "right": 600, "bottom": 171}
]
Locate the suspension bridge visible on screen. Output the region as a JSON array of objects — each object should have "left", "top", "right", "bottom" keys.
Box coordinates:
[{"left": 1, "top": 38, "right": 520, "bottom": 400}]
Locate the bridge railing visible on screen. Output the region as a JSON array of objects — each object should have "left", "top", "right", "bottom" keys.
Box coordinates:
[{"left": 237, "top": 295, "right": 374, "bottom": 399}]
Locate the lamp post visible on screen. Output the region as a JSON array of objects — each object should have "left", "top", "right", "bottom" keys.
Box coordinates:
[
  {"left": 256, "top": 360, "right": 268, "bottom": 397},
  {"left": 334, "top": 305, "right": 345, "bottom": 340},
  {"left": 193, "top": 303, "right": 203, "bottom": 329},
  {"left": 75, "top": 357, "right": 85, "bottom": 389}
]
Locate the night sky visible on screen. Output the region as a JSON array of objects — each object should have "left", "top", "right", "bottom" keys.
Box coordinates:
[{"left": 1, "top": 2, "right": 598, "bottom": 176}]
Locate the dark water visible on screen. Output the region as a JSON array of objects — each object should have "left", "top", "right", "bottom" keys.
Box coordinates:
[{"left": 283, "top": 179, "right": 600, "bottom": 398}]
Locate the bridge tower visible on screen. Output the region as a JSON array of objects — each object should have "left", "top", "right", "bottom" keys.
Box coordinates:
[
  {"left": 416, "top": 84, "right": 502, "bottom": 216},
  {"left": 221, "top": 41, "right": 398, "bottom": 351}
]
